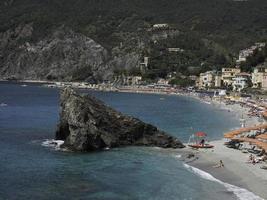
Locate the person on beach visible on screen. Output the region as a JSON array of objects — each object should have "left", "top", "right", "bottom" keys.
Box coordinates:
[
  {"left": 219, "top": 160, "right": 224, "bottom": 167},
  {"left": 200, "top": 139, "right": 205, "bottom": 146},
  {"left": 213, "top": 160, "right": 224, "bottom": 168},
  {"left": 252, "top": 157, "right": 256, "bottom": 165},
  {"left": 248, "top": 154, "right": 253, "bottom": 162}
]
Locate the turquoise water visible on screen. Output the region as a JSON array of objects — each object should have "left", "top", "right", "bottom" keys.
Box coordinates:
[{"left": 0, "top": 82, "right": 244, "bottom": 199}]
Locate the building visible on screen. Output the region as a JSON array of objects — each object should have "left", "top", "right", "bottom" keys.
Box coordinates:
[
  {"left": 124, "top": 76, "right": 142, "bottom": 85},
  {"left": 198, "top": 71, "right": 221, "bottom": 89},
  {"left": 140, "top": 57, "right": 149, "bottom": 72},
  {"left": 157, "top": 78, "right": 169, "bottom": 85},
  {"left": 199, "top": 71, "right": 214, "bottom": 88},
  {"left": 152, "top": 24, "right": 169, "bottom": 29},
  {"left": 233, "top": 73, "right": 251, "bottom": 92},
  {"left": 167, "top": 48, "right": 184, "bottom": 53},
  {"left": 262, "top": 74, "right": 267, "bottom": 90},
  {"left": 214, "top": 74, "right": 222, "bottom": 88},
  {"left": 195, "top": 77, "right": 200, "bottom": 88},
  {"left": 252, "top": 65, "right": 267, "bottom": 88},
  {"left": 236, "top": 42, "right": 266, "bottom": 65},
  {"left": 221, "top": 68, "right": 241, "bottom": 86}
]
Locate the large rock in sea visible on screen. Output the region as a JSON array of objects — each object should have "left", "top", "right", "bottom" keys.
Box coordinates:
[{"left": 56, "top": 88, "right": 185, "bottom": 151}]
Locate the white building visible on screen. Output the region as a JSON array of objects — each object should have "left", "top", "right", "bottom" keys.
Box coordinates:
[
  {"left": 152, "top": 24, "right": 169, "bottom": 29},
  {"left": 157, "top": 78, "right": 169, "bottom": 85},
  {"left": 233, "top": 73, "right": 251, "bottom": 92},
  {"left": 236, "top": 42, "right": 266, "bottom": 65},
  {"left": 140, "top": 57, "right": 149, "bottom": 71},
  {"left": 124, "top": 76, "right": 142, "bottom": 85},
  {"left": 167, "top": 48, "right": 184, "bottom": 53}
]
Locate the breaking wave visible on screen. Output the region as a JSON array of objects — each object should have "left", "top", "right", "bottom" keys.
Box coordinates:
[
  {"left": 183, "top": 163, "right": 263, "bottom": 200},
  {"left": 42, "top": 139, "right": 64, "bottom": 151}
]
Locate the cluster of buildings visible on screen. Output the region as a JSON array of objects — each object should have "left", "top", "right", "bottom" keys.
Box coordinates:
[
  {"left": 236, "top": 43, "right": 266, "bottom": 65},
  {"left": 196, "top": 65, "right": 267, "bottom": 92},
  {"left": 197, "top": 42, "right": 266, "bottom": 92}
]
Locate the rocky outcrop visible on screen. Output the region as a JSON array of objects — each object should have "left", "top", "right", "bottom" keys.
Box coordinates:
[{"left": 56, "top": 88, "right": 184, "bottom": 151}]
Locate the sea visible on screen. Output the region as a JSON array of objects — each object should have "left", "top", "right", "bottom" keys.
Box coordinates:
[{"left": 0, "top": 82, "right": 262, "bottom": 200}]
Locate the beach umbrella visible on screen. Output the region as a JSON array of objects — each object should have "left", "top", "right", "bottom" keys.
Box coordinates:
[{"left": 195, "top": 132, "right": 207, "bottom": 137}]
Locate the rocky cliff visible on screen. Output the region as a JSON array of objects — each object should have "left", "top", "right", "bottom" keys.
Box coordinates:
[
  {"left": 56, "top": 88, "right": 184, "bottom": 151},
  {"left": 0, "top": 24, "right": 142, "bottom": 82},
  {"left": 1, "top": 0, "right": 267, "bottom": 82}
]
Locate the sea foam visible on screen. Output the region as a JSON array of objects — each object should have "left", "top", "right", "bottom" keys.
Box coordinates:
[
  {"left": 183, "top": 163, "right": 263, "bottom": 200},
  {"left": 42, "top": 139, "right": 64, "bottom": 151}
]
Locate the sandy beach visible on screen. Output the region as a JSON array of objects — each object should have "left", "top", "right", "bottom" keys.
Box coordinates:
[
  {"left": 184, "top": 140, "right": 267, "bottom": 199},
  {"left": 177, "top": 101, "right": 267, "bottom": 199}
]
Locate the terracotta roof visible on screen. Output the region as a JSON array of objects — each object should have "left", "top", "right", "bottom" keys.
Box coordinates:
[
  {"left": 224, "top": 124, "right": 267, "bottom": 139},
  {"left": 256, "top": 134, "right": 267, "bottom": 140},
  {"left": 262, "top": 112, "right": 267, "bottom": 119}
]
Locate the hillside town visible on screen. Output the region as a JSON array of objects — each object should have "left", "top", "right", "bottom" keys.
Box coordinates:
[
  {"left": 16, "top": 41, "right": 266, "bottom": 97},
  {"left": 196, "top": 42, "right": 267, "bottom": 92},
  {"left": 114, "top": 42, "right": 267, "bottom": 93},
  {"left": 112, "top": 42, "right": 267, "bottom": 94}
]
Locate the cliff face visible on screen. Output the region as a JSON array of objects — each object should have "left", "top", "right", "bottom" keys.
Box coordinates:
[
  {"left": 0, "top": 24, "right": 141, "bottom": 82},
  {"left": 56, "top": 88, "right": 184, "bottom": 151}
]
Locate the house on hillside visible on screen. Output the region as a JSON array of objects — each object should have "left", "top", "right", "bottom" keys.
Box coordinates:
[
  {"left": 252, "top": 65, "right": 267, "bottom": 88},
  {"left": 198, "top": 71, "right": 221, "bottom": 89},
  {"left": 123, "top": 76, "right": 142, "bottom": 85},
  {"left": 140, "top": 57, "right": 149, "bottom": 72},
  {"left": 167, "top": 48, "right": 184, "bottom": 53},
  {"left": 157, "top": 78, "right": 169, "bottom": 85},
  {"left": 152, "top": 24, "right": 169, "bottom": 29},
  {"left": 262, "top": 74, "right": 267, "bottom": 90},
  {"left": 233, "top": 73, "right": 251, "bottom": 92},
  {"left": 221, "top": 68, "right": 241, "bottom": 86},
  {"left": 236, "top": 42, "right": 266, "bottom": 65}
]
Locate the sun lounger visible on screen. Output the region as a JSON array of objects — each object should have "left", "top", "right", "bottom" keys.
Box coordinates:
[
  {"left": 260, "top": 165, "right": 267, "bottom": 170},
  {"left": 242, "top": 149, "right": 248, "bottom": 153}
]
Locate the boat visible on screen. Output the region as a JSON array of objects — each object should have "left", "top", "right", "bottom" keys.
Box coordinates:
[
  {"left": 21, "top": 84, "right": 27, "bottom": 87},
  {"left": 188, "top": 144, "right": 214, "bottom": 149},
  {"left": 187, "top": 131, "right": 214, "bottom": 149}
]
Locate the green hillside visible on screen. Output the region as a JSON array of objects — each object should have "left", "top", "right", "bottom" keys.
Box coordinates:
[{"left": 1, "top": 0, "right": 267, "bottom": 80}]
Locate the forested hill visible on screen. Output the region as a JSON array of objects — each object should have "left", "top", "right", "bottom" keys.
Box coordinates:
[{"left": 0, "top": 0, "right": 267, "bottom": 82}]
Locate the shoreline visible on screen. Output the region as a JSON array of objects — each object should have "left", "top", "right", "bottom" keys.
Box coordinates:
[
  {"left": 180, "top": 100, "right": 267, "bottom": 199},
  {"left": 181, "top": 139, "right": 267, "bottom": 199},
  {"left": 2, "top": 80, "right": 267, "bottom": 198}
]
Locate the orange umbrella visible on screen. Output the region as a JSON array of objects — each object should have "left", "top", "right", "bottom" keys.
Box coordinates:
[{"left": 195, "top": 132, "right": 207, "bottom": 137}]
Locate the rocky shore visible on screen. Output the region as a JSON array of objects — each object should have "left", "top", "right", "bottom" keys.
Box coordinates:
[{"left": 56, "top": 87, "right": 184, "bottom": 151}]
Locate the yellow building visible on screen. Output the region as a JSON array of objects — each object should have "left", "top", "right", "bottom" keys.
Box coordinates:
[
  {"left": 252, "top": 66, "right": 267, "bottom": 88},
  {"left": 221, "top": 68, "right": 241, "bottom": 86}
]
